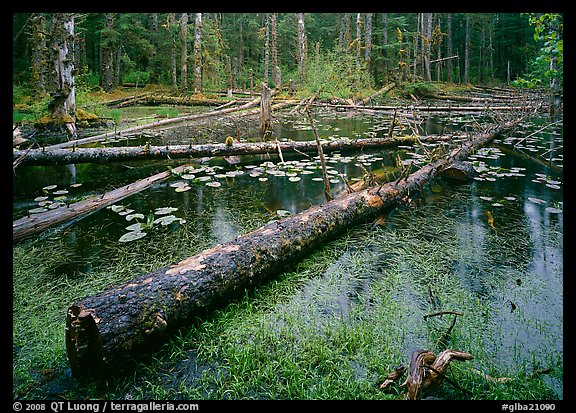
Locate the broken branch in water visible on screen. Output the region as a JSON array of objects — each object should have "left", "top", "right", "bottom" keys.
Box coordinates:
[{"left": 401, "top": 349, "right": 474, "bottom": 400}]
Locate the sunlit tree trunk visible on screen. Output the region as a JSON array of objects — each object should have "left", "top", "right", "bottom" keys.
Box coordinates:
[
  {"left": 194, "top": 13, "right": 202, "bottom": 93},
  {"left": 364, "top": 13, "right": 372, "bottom": 74},
  {"left": 47, "top": 13, "right": 77, "bottom": 136},
  {"left": 296, "top": 13, "right": 307, "bottom": 86},
  {"left": 180, "top": 13, "right": 188, "bottom": 95},
  {"left": 355, "top": 13, "right": 362, "bottom": 70}
]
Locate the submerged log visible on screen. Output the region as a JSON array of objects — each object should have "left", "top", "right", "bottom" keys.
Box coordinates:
[
  {"left": 12, "top": 164, "right": 189, "bottom": 243},
  {"left": 65, "top": 117, "right": 523, "bottom": 379},
  {"left": 13, "top": 135, "right": 454, "bottom": 166}
]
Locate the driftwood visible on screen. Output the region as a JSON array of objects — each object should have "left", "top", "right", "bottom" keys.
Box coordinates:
[
  {"left": 401, "top": 349, "right": 474, "bottom": 400},
  {"left": 64, "top": 116, "right": 523, "bottom": 379},
  {"left": 12, "top": 164, "right": 189, "bottom": 243},
  {"left": 13, "top": 135, "right": 455, "bottom": 166}
]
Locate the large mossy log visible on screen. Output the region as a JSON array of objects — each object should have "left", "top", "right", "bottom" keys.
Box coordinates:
[{"left": 65, "top": 118, "right": 522, "bottom": 380}]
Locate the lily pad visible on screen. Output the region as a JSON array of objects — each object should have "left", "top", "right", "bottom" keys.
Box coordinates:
[
  {"left": 527, "top": 197, "right": 547, "bottom": 204},
  {"left": 545, "top": 207, "right": 563, "bottom": 214},
  {"left": 119, "top": 231, "right": 147, "bottom": 243},
  {"left": 154, "top": 215, "right": 179, "bottom": 225},
  {"left": 34, "top": 196, "right": 49, "bottom": 202},
  {"left": 288, "top": 176, "right": 301, "bottom": 182},
  {"left": 110, "top": 205, "right": 125, "bottom": 213},
  {"left": 42, "top": 184, "right": 58, "bottom": 191},
  {"left": 276, "top": 209, "right": 292, "bottom": 218},
  {"left": 155, "top": 207, "right": 179, "bottom": 215},
  {"left": 126, "top": 213, "right": 145, "bottom": 221},
  {"left": 206, "top": 181, "right": 222, "bottom": 188},
  {"left": 126, "top": 223, "right": 147, "bottom": 232},
  {"left": 29, "top": 207, "right": 48, "bottom": 214},
  {"left": 174, "top": 185, "right": 191, "bottom": 192}
]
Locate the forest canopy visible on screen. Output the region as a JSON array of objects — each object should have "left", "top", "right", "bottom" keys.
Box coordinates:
[{"left": 13, "top": 12, "right": 556, "bottom": 98}]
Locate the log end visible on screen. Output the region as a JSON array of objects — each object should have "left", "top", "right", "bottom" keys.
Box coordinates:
[
  {"left": 440, "top": 161, "right": 478, "bottom": 183},
  {"left": 65, "top": 304, "right": 107, "bottom": 380}
]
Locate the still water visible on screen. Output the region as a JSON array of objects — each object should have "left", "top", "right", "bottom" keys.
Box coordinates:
[{"left": 12, "top": 108, "right": 563, "bottom": 397}]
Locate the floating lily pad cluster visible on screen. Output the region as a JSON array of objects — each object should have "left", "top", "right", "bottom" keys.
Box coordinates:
[
  {"left": 106, "top": 204, "right": 186, "bottom": 242},
  {"left": 27, "top": 183, "right": 83, "bottom": 214},
  {"left": 499, "top": 125, "right": 564, "bottom": 168},
  {"left": 168, "top": 151, "right": 388, "bottom": 192},
  {"left": 469, "top": 146, "right": 562, "bottom": 214}
]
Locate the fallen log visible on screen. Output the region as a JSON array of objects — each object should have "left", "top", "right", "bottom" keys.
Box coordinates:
[
  {"left": 13, "top": 135, "right": 455, "bottom": 166},
  {"left": 46, "top": 91, "right": 285, "bottom": 150},
  {"left": 310, "top": 102, "right": 544, "bottom": 113},
  {"left": 64, "top": 116, "right": 523, "bottom": 379},
  {"left": 12, "top": 164, "right": 189, "bottom": 243}
]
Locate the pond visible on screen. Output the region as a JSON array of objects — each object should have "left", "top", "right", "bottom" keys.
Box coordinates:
[{"left": 12, "top": 107, "right": 563, "bottom": 399}]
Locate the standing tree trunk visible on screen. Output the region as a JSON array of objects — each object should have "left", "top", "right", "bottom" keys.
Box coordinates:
[
  {"left": 48, "top": 13, "right": 77, "bottom": 137},
  {"left": 381, "top": 13, "right": 388, "bottom": 83},
  {"left": 225, "top": 56, "right": 233, "bottom": 97},
  {"left": 259, "top": 82, "right": 272, "bottom": 138},
  {"left": 271, "top": 13, "right": 281, "bottom": 88},
  {"left": 167, "top": 13, "right": 178, "bottom": 93},
  {"left": 194, "top": 13, "right": 202, "bottom": 94},
  {"left": 355, "top": 13, "right": 362, "bottom": 70},
  {"left": 149, "top": 13, "right": 159, "bottom": 84},
  {"left": 263, "top": 13, "right": 270, "bottom": 85},
  {"left": 30, "top": 13, "right": 47, "bottom": 95},
  {"left": 101, "top": 13, "right": 115, "bottom": 93},
  {"left": 424, "top": 13, "right": 433, "bottom": 82},
  {"left": 446, "top": 13, "right": 453, "bottom": 83},
  {"left": 296, "top": 13, "right": 307, "bottom": 86},
  {"left": 464, "top": 14, "right": 471, "bottom": 84},
  {"left": 364, "top": 13, "right": 372, "bottom": 74},
  {"left": 180, "top": 13, "right": 188, "bottom": 96}
]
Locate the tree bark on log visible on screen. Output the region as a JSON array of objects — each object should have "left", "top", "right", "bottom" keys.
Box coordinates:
[
  {"left": 14, "top": 135, "right": 453, "bottom": 166},
  {"left": 64, "top": 117, "right": 522, "bottom": 379},
  {"left": 13, "top": 165, "right": 189, "bottom": 243}
]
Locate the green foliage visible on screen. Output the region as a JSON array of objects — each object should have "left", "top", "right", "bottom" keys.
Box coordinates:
[
  {"left": 401, "top": 81, "right": 441, "bottom": 98},
  {"left": 123, "top": 70, "right": 151, "bottom": 84},
  {"left": 514, "top": 13, "right": 563, "bottom": 89},
  {"left": 304, "top": 46, "right": 373, "bottom": 98}
]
